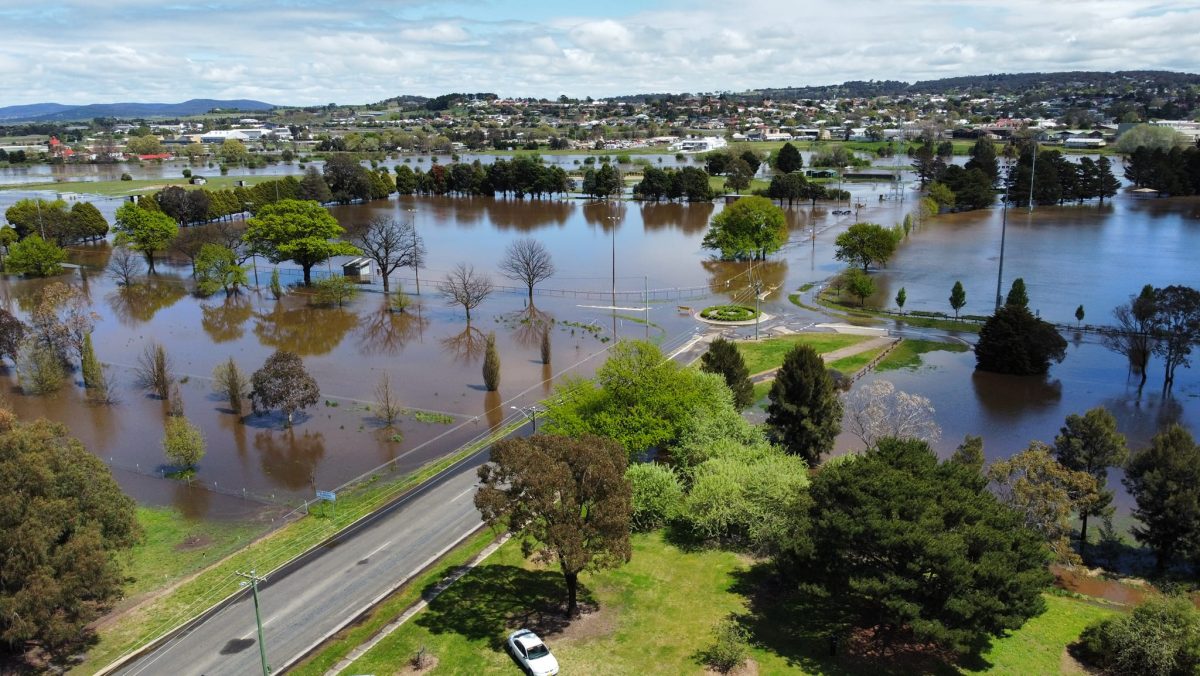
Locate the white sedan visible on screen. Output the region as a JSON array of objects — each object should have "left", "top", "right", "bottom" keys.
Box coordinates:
[{"left": 506, "top": 628, "right": 560, "bottom": 675}]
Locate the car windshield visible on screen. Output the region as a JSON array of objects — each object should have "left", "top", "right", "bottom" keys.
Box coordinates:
[{"left": 526, "top": 643, "right": 550, "bottom": 659}]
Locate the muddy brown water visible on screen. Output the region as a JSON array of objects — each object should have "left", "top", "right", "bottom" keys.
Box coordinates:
[{"left": 0, "top": 186, "right": 1196, "bottom": 522}]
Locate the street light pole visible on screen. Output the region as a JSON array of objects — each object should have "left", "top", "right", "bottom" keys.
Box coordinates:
[
  {"left": 236, "top": 570, "right": 271, "bottom": 676},
  {"left": 510, "top": 405, "right": 543, "bottom": 432},
  {"left": 995, "top": 168, "right": 1011, "bottom": 312},
  {"left": 1027, "top": 141, "right": 1037, "bottom": 213}
]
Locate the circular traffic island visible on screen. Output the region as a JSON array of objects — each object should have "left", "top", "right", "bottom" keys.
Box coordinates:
[{"left": 696, "top": 304, "right": 768, "bottom": 326}]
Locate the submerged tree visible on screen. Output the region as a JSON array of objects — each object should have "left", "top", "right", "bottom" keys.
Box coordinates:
[
  {"left": 163, "top": 416, "right": 205, "bottom": 471},
  {"left": 441, "top": 262, "right": 493, "bottom": 321},
  {"left": 1152, "top": 285, "right": 1200, "bottom": 395},
  {"left": 476, "top": 434, "right": 632, "bottom": 616},
  {"left": 212, "top": 357, "right": 250, "bottom": 414},
  {"left": 482, "top": 331, "right": 500, "bottom": 391},
  {"left": 1103, "top": 284, "right": 1157, "bottom": 395},
  {"left": 249, "top": 350, "right": 320, "bottom": 426},
  {"left": 499, "top": 237, "right": 556, "bottom": 303}
]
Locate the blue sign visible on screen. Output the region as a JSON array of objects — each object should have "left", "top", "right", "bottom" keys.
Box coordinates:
[{"left": 316, "top": 490, "right": 336, "bottom": 502}]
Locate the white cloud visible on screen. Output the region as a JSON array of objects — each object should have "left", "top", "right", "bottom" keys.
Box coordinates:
[{"left": 0, "top": 0, "right": 1196, "bottom": 105}]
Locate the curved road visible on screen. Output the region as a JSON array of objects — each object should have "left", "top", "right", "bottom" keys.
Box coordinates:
[{"left": 114, "top": 446, "right": 492, "bottom": 676}]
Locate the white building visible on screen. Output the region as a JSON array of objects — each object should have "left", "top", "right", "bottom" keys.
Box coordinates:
[{"left": 668, "top": 136, "right": 728, "bottom": 153}]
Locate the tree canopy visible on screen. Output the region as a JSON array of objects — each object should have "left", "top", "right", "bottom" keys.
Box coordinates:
[
  {"left": 476, "top": 434, "right": 632, "bottom": 616},
  {"left": 244, "top": 199, "right": 359, "bottom": 286},
  {"left": 833, "top": 222, "right": 900, "bottom": 271},
  {"left": 699, "top": 337, "right": 754, "bottom": 410},
  {"left": 114, "top": 201, "right": 179, "bottom": 274},
  {"left": 5, "top": 235, "right": 66, "bottom": 277},
  {"left": 701, "top": 195, "right": 788, "bottom": 261},
  {"left": 1124, "top": 424, "right": 1200, "bottom": 573},
  {"left": 766, "top": 343, "right": 842, "bottom": 465},
  {"left": 0, "top": 414, "right": 140, "bottom": 659},
  {"left": 249, "top": 350, "right": 320, "bottom": 426},
  {"left": 975, "top": 283, "right": 1067, "bottom": 376},
  {"left": 782, "top": 437, "right": 1051, "bottom": 657}
]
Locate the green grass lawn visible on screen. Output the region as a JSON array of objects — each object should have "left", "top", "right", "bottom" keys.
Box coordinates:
[
  {"left": 120, "top": 507, "right": 265, "bottom": 599},
  {"left": 817, "top": 293, "right": 985, "bottom": 334},
  {"left": 0, "top": 174, "right": 281, "bottom": 197},
  {"left": 876, "top": 338, "right": 971, "bottom": 372},
  {"left": 339, "top": 531, "right": 1120, "bottom": 675},
  {"left": 828, "top": 345, "right": 887, "bottom": 375},
  {"left": 737, "top": 333, "right": 870, "bottom": 375}
]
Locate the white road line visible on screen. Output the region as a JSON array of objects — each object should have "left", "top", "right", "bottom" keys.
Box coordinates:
[
  {"left": 451, "top": 486, "right": 476, "bottom": 502},
  {"left": 360, "top": 539, "right": 393, "bottom": 561}
]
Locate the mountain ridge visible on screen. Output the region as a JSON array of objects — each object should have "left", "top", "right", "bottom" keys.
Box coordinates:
[{"left": 0, "top": 98, "right": 276, "bottom": 122}]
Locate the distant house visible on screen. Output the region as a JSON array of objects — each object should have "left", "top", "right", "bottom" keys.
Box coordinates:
[
  {"left": 1063, "top": 137, "right": 1106, "bottom": 149},
  {"left": 189, "top": 176, "right": 207, "bottom": 185}
]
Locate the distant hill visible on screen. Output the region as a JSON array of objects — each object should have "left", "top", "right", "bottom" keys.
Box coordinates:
[{"left": 0, "top": 98, "right": 276, "bottom": 122}]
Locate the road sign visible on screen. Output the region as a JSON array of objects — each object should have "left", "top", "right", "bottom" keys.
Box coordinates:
[{"left": 316, "top": 490, "right": 336, "bottom": 502}]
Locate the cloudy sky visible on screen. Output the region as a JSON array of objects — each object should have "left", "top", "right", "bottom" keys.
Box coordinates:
[{"left": 2, "top": 0, "right": 1198, "bottom": 106}]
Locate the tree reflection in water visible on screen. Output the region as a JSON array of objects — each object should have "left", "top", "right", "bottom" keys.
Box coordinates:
[
  {"left": 171, "top": 479, "right": 212, "bottom": 520},
  {"left": 254, "top": 428, "right": 326, "bottom": 491},
  {"left": 506, "top": 304, "right": 554, "bottom": 349},
  {"left": 201, "top": 293, "right": 254, "bottom": 343},
  {"left": 254, "top": 295, "right": 358, "bottom": 356},
  {"left": 356, "top": 299, "right": 429, "bottom": 356},
  {"left": 970, "top": 370, "right": 1063, "bottom": 421},
  {"left": 441, "top": 324, "right": 486, "bottom": 365},
  {"left": 107, "top": 278, "right": 188, "bottom": 325},
  {"left": 702, "top": 258, "right": 788, "bottom": 302},
  {"left": 484, "top": 390, "right": 503, "bottom": 432}
]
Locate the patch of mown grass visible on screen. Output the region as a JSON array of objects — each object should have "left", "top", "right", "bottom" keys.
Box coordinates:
[
  {"left": 287, "top": 527, "right": 500, "bottom": 676},
  {"left": 337, "top": 530, "right": 1117, "bottom": 676},
  {"left": 120, "top": 507, "right": 264, "bottom": 599},
  {"left": 829, "top": 346, "right": 887, "bottom": 375},
  {"left": 2, "top": 174, "right": 280, "bottom": 196},
  {"left": 876, "top": 338, "right": 970, "bottom": 372},
  {"left": 737, "top": 333, "right": 869, "bottom": 375},
  {"left": 817, "top": 292, "right": 984, "bottom": 334},
  {"left": 76, "top": 423, "right": 521, "bottom": 675}
]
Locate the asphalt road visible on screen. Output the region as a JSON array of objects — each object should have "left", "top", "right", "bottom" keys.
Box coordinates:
[{"left": 114, "top": 447, "right": 492, "bottom": 676}]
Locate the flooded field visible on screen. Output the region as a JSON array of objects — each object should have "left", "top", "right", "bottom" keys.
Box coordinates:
[{"left": 0, "top": 164, "right": 1196, "bottom": 520}]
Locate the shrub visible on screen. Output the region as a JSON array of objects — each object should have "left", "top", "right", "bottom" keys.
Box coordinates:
[
  {"left": 163, "top": 417, "right": 205, "bottom": 470},
  {"left": 120, "top": 173, "right": 132, "bottom": 181},
  {"left": 313, "top": 275, "right": 358, "bottom": 307},
  {"left": 16, "top": 340, "right": 65, "bottom": 394},
  {"left": 389, "top": 290, "right": 412, "bottom": 313},
  {"left": 702, "top": 615, "right": 750, "bottom": 674},
  {"left": 699, "top": 305, "right": 758, "bottom": 322},
  {"left": 1077, "top": 596, "right": 1200, "bottom": 676},
  {"left": 269, "top": 268, "right": 284, "bottom": 299},
  {"left": 482, "top": 332, "right": 500, "bottom": 391},
  {"left": 627, "top": 463, "right": 684, "bottom": 531}
]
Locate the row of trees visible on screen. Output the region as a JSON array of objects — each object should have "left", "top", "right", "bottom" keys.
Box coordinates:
[
  {"left": 396, "top": 156, "right": 573, "bottom": 199},
  {"left": 1123, "top": 144, "right": 1200, "bottom": 195},
  {"left": 632, "top": 166, "right": 716, "bottom": 201},
  {"left": 4, "top": 198, "right": 109, "bottom": 245}
]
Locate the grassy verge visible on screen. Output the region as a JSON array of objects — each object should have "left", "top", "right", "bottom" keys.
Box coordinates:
[
  {"left": 120, "top": 507, "right": 264, "bottom": 599},
  {"left": 287, "top": 527, "right": 501, "bottom": 676},
  {"left": 829, "top": 345, "right": 888, "bottom": 375},
  {"left": 876, "top": 338, "right": 970, "bottom": 372},
  {"left": 338, "top": 530, "right": 1119, "bottom": 675},
  {"left": 737, "top": 333, "right": 870, "bottom": 375},
  {"left": 2, "top": 175, "right": 281, "bottom": 196},
  {"left": 817, "top": 292, "right": 984, "bottom": 334},
  {"left": 75, "top": 423, "right": 519, "bottom": 674}
]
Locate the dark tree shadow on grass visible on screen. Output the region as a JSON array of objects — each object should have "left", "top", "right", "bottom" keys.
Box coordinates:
[
  {"left": 729, "top": 563, "right": 967, "bottom": 676},
  {"left": 415, "top": 564, "right": 594, "bottom": 650}
]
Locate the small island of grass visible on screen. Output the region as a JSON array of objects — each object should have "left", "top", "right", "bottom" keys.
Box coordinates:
[{"left": 699, "top": 304, "right": 759, "bottom": 322}]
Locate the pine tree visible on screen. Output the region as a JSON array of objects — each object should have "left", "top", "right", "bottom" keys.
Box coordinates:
[
  {"left": 699, "top": 337, "right": 755, "bottom": 410},
  {"left": 1005, "top": 278, "right": 1029, "bottom": 309},
  {"left": 1097, "top": 156, "right": 1121, "bottom": 203},
  {"left": 1075, "top": 305, "right": 1085, "bottom": 326},
  {"left": 1123, "top": 424, "right": 1200, "bottom": 573},
  {"left": 766, "top": 344, "right": 842, "bottom": 465},
  {"left": 895, "top": 287, "right": 907, "bottom": 314},
  {"left": 483, "top": 331, "right": 500, "bottom": 391}
]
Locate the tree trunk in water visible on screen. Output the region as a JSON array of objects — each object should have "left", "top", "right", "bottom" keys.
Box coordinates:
[
  {"left": 381, "top": 273, "right": 390, "bottom": 294},
  {"left": 146, "top": 252, "right": 156, "bottom": 274},
  {"left": 564, "top": 571, "right": 579, "bottom": 617},
  {"left": 303, "top": 265, "right": 312, "bottom": 287}
]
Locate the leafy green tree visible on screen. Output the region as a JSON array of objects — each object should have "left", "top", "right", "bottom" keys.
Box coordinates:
[
  {"left": 833, "top": 222, "right": 899, "bottom": 271},
  {"left": 1053, "top": 407, "right": 1128, "bottom": 557},
  {"left": 681, "top": 451, "right": 809, "bottom": 551},
  {"left": 784, "top": 437, "right": 1051, "bottom": 657},
  {"left": 927, "top": 182, "right": 955, "bottom": 210},
  {"left": 542, "top": 340, "right": 732, "bottom": 457},
  {"left": 627, "top": 462, "right": 684, "bottom": 531},
  {"left": 4, "top": 198, "right": 70, "bottom": 241},
  {"left": 845, "top": 268, "right": 874, "bottom": 306},
  {"left": 1152, "top": 285, "right": 1200, "bottom": 395},
  {"left": 964, "top": 137, "right": 999, "bottom": 182},
  {"left": 298, "top": 165, "right": 333, "bottom": 202},
  {"left": 895, "top": 286, "right": 907, "bottom": 314},
  {"left": 950, "top": 434, "right": 985, "bottom": 472},
  {"left": 126, "top": 134, "right": 165, "bottom": 155},
  {"left": 1078, "top": 596, "right": 1200, "bottom": 676},
  {"left": 476, "top": 434, "right": 632, "bottom": 617},
  {"left": 393, "top": 164, "right": 418, "bottom": 195},
  {"left": 1114, "top": 123, "right": 1185, "bottom": 153},
  {"left": 244, "top": 199, "right": 359, "bottom": 286},
  {"left": 218, "top": 138, "right": 249, "bottom": 164},
  {"left": 724, "top": 157, "right": 753, "bottom": 192},
  {"left": 194, "top": 243, "right": 248, "bottom": 297},
  {"left": 773, "top": 142, "right": 803, "bottom": 173},
  {"left": 699, "top": 337, "right": 754, "bottom": 410},
  {"left": 0, "top": 415, "right": 140, "bottom": 658},
  {"left": 114, "top": 202, "right": 178, "bottom": 274},
  {"left": 949, "top": 280, "right": 967, "bottom": 319},
  {"left": 68, "top": 201, "right": 109, "bottom": 241},
  {"left": 5, "top": 235, "right": 66, "bottom": 276},
  {"left": 766, "top": 343, "right": 842, "bottom": 465},
  {"left": 989, "top": 442, "right": 1101, "bottom": 564},
  {"left": 80, "top": 333, "right": 102, "bottom": 389},
  {"left": 249, "top": 350, "right": 320, "bottom": 426},
  {"left": 163, "top": 416, "right": 205, "bottom": 470},
  {"left": 582, "top": 163, "right": 622, "bottom": 199},
  {"left": 1124, "top": 424, "right": 1200, "bottom": 573},
  {"left": 701, "top": 195, "right": 787, "bottom": 261}
]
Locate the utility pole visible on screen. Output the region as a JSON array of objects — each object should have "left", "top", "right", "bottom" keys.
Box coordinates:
[
  {"left": 1027, "top": 141, "right": 1037, "bottom": 213},
  {"left": 995, "top": 162, "right": 1011, "bottom": 312},
  {"left": 236, "top": 570, "right": 271, "bottom": 676},
  {"left": 405, "top": 207, "right": 420, "bottom": 294}
]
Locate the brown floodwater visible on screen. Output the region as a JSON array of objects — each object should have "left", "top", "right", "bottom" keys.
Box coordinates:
[{"left": 0, "top": 183, "right": 1196, "bottom": 521}]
